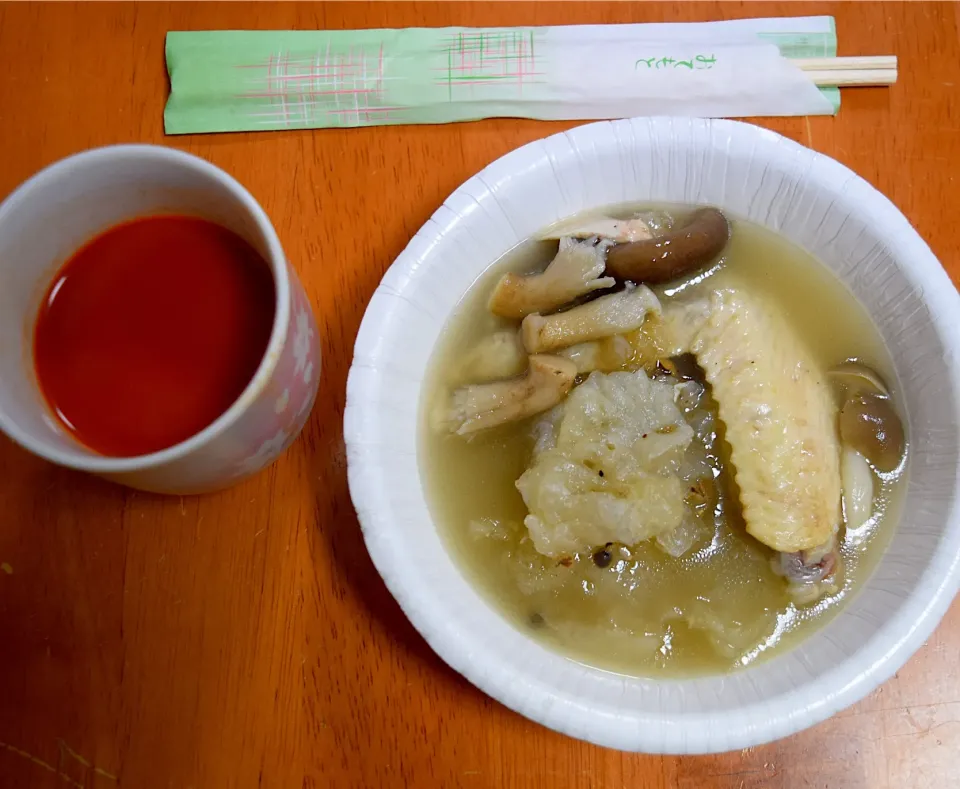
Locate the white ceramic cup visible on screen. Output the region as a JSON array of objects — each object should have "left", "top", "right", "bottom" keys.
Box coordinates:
[{"left": 0, "top": 145, "right": 321, "bottom": 494}]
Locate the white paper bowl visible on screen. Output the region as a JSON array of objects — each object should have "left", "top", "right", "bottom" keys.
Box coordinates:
[{"left": 344, "top": 117, "right": 960, "bottom": 754}]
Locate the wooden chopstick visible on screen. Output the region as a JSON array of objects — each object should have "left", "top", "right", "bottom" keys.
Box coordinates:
[
  {"left": 791, "top": 56, "right": 898, "bottom": 88},
  {"left": 804, "top": 70, "right": 897, "bottom": 88},
  {"left": 793, "top": 56, "right": 897, "bottom": 72}
]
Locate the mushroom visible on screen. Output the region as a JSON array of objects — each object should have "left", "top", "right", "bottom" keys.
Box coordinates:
[
  {"left": 521, "top": 284, "right": 661, "bottom": 354},
  {"left": 454, "top": 330, "right": 526, "bottom": 383},
  {"left": 539, "top": 215, "right": 655, "bottom": 243},
  {"left": 829, "top": 361, "right": 905, "bottom": 473},
  {"left": 556, "top": 335, "right": 633, "bottom": 374},
  {"left": 841, "top": 446, "right": 874, "bottom": 530},
  {"left": 605, "top": 207, "right": 730, "bottom": 284},
  {"left": 839, "top": 391, "right": 905, "bottom": 473},
  {"left": 443, "top": 354, "right": 577, "bottom": 435},
  {"left": 828, "top": 361, "right": 890, "bottom": 397},
  {"left": 488, "top": 237, "right": 616, "bottom": 319}
]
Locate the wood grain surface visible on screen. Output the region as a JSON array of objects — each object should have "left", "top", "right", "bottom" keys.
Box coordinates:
[{"left": 0, "top": 3, "right": 957, "bottom": 788}]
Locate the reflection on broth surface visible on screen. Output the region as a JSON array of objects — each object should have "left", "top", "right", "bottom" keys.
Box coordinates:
[{"left": 421, "top": 205, "right": 907, "bottom": 677}]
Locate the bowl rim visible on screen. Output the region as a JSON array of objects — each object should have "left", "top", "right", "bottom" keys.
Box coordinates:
[{"left": 344, "top": 117, "right": 960, "bottom": 753}]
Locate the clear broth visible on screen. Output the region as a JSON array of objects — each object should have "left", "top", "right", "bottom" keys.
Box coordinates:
[{"left": 420, "top": 208, "right": 906, "bottom": 677}]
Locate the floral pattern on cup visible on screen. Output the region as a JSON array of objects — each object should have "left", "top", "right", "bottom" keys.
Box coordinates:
[{"left": 226, "top": 269, "right": 320, "bottom": 481}]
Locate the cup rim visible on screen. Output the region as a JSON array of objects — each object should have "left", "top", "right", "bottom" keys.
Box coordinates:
[{"left": 0, "top": 144, "right": 291, "bottom": 473}]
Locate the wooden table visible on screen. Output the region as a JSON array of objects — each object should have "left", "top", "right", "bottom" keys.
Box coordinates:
[{"left": 0, "top": 3, "right": 957, "bottom": 787}]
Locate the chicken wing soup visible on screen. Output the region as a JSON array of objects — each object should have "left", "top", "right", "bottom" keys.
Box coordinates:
[{"left": 420, "top": 205, "right": 907, "bottom": 677}]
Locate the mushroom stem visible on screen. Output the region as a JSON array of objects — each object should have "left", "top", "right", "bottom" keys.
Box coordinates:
[
  {"left": 521, "top": 284, "right": 661, "bottom": 354},
  {"left": 444, "top": 354, "right": 577, "bottom": 435},
  {"left": 453, "top": 330, "right": 526, "bottom": 384},
  {"left": 556, "top": 335, "right": 634, "bottom": 374},
  {"left": 539, "top": 216, "right": 654, "bottom": 243},
  {"left": 488, "top": 237, "right": 615, "bottom": 319},
  {"left": 841, "top": 446, "right": 874, "bottom": 529}
]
